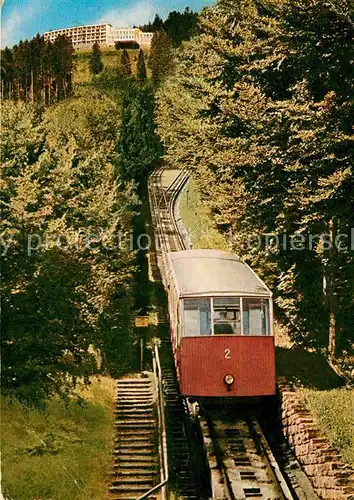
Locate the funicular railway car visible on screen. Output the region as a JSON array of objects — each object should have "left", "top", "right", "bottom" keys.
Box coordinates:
[{"left": 166, "top": 249, "right": 276, "bottom": 400}]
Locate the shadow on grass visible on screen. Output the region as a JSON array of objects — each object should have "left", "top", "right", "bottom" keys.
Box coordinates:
[{"left": 276, "top": 346, "right": 344, "bottom": 390}]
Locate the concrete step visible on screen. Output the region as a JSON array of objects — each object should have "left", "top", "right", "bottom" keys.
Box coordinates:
[
  {"left": 111, "top": 477, "right": 155, "bottom": 485},
  {"left": 108, "top": 470, "right": 157, "bottom": 477},
  {"left": 109, "top": 496, "right": 157, "bottom": 500},
  {"left": 116, "top": 397, "right": 153, "bottom": 402},
  {"left": 109, "top": 494, "right": 157, "bottom": 500},
  {"left": 114, "top": 461, "right": 158, "bottom": 469},
  {"left": 117, "top": 386, "right": 152, "bottom": 391},
  {"left": 109, "top": 484, "right": 154, "bottom": 493},
  {"left": 117, "top": 385, "right": 152, "bottom": 390},
  {"left": 118, "top": 377, "right": 151, "bottom": 381},
  {"left": 114, "top": 448, "right": 155, "bottom": 456},
  {"left": 116, "top": 441, "right": 154, "bottom": 448},
  {"left": 116, "top": 419, "right": 155, "bottom": 425},
  {"left": 116, "top": 400, "right": 153, "bottom": 405},
  {"left": 117, "top": 429, "right": 154, "bottom": 436},
  {"left": 116, "top": 444, "right": 154, "bottom": 450},
  {"left": 115, "top": 455, "right": 158, "bottom": 463},
  {"left": 115, "top": 408, "right": 154, "bottom": 415},
  {"left": 115, "top": 436, "right": 153, "bottom": 443},
  {"left": 115, "top": 424, "right": 155, "bottom": 431}
]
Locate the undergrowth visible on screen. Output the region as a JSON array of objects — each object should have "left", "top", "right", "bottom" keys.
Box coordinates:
[
  {"left": 1, "top": 377, "right": 116, "bottom": 500},
  {"left": 300, "top": 388, "right": 354, "bottom": 466}
]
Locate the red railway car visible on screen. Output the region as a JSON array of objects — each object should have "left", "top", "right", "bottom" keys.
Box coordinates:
[{"left": 166, "top": 250, "right": 276, "bottom": 400}]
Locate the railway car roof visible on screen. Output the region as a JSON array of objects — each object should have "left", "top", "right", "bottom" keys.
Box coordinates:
[{"left": 168, "top": 250, "right": 271, "bottom": 298}]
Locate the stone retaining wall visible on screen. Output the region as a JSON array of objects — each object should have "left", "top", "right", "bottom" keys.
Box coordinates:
[{"left": 278, "top": 379, "right": 354, "bottom": 499}]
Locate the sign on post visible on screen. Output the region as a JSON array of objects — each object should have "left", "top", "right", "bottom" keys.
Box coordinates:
[{"left": 135, "top": 316, "right": 149, "bottom": 328}]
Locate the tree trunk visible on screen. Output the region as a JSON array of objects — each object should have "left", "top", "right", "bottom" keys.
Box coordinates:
[
  {"left": 31, "top": 69, "right": 34, "bottom": 104},
  {"left": 328, "top": 219, "right": 337, "bottom": 357}
]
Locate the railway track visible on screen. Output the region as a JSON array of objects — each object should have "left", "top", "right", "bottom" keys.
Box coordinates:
[
  {"left": 200, "top": 406, "right": 294, "bottom": 499},
  {"left": 149, "top": 167, "right": 200, "bottom": 499},
  {"left": 146, "top": 165, "right": 317, "bottom": 500}
]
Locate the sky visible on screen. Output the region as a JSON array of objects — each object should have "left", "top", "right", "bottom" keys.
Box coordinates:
[{"left": 1, "top": 0, "right": 214, "bottom": 48}]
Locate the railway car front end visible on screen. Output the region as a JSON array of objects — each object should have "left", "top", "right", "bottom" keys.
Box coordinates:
[{"left": 167, "top": 250, "right": 276, "bottom": 401}]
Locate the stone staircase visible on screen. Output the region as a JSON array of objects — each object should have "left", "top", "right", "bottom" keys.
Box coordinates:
[{"left": 108, "top": 377, "right": 159, "bottom": 500}]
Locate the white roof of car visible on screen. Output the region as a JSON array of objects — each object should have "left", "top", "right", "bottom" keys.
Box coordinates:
[{"left": 168, "top": 250, "right": 272, "bottom": 298}]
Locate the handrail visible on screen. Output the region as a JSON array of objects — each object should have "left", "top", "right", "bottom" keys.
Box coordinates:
[{"left": 137, "top": 344, "right": 169, "bottom": 500}]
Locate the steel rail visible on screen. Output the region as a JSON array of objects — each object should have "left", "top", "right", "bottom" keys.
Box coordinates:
[
  {"left": 205, "top": 413, "right": 236, "bottom": 500},
  {"left": 202, "top": 405, "right": 296, "bottom": 500},
  {"left": 246, "top": 411, "right": 294, "bottom": 500},
  {"left": 168, "top": 170, "right": 190, "bottom": 251}
]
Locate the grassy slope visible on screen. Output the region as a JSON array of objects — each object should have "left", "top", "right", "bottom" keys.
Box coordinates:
[
  {"left": 179, "top": 178, "right": 229, "bottom": 250},
  {"left": 74, "top": 48, "right": 149, "bottom": 84},
  {"left": 178, "top": 174, "right": 352, "bottom": 465},
  {"left": 301, "top": 388, "right": 354, "bottom": 466},
  {"left": 2, "top": 377, "right": 116, "bottom": 500}
]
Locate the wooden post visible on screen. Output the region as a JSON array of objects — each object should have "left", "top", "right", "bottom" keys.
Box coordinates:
[
  {"left": 140, "top": 338, "right": 144, "bottom": 371},
  {"left": 328, "top": 219, "right": 337, "bottom": 357},
  {"left": 135, "top": 316, "right": 149, "bottom": 372}
]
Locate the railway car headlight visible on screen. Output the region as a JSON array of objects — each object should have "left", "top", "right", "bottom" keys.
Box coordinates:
[{"left": 224, "top": 374, "right": 235, "bottom": 386}]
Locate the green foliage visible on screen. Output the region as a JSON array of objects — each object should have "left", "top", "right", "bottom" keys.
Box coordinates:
[
  {"left": 140, "top": 8, "right": 199, "bottom": 47},
  {"left": 1, "top": 34, "right": 74, "bottom": 104},
  {"left": 301, "top": 388, "right": 354, "bottom": 465},
  {"left": 137, "top": 49, "right": 147, "bottom": 81},
  {"left": 121, "top": 48, "right": 132, "bottom": 76},
  {"left": 163, "top": 8, "right": 199, "bottom": 47},
  {"left": 115, "top": 82, "right": 163, "bottom": 185},
  {"left": 1, "top": 94, "right": 137, "bottom": 403},
  {"left": 89, "top": 41, "right": 103, "bottom": 75},
  {"left": 156, "top": 0, "right": 354, "bottom": 353},
  {"left": 92, "top": 66, "right": 136, "bottom": 103},
  {"left": 149, "top": 31, "right": 174, "bottom": 88}
]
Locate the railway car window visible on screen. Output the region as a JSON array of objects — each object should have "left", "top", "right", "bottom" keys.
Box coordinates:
[
  {"left": 213, "top": 297, "right": 241, "bottom": 335},
  {"left": 242, "top": 298, "right": 269, "bottom": 335},
  {"left": 183, "top": 299, "right": 211, "bottom": 336}
]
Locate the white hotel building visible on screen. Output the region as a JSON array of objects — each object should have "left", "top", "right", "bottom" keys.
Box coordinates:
[{"left": 44, "top": 23, "right": 153, "bottom": 49}]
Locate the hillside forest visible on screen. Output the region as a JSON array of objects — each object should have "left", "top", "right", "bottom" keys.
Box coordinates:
[
  {"left": 1, "top": 0, "right": 354, "bottom": 409},
  {"left": 1, "top": 30, "right": 169, "bottom": 404},
  {"left": 157, "top": 0, "right": 354, "bottom": 358}
]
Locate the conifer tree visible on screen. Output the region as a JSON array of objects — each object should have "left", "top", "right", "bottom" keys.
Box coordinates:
[
  {"left": 1, "top": 47, "right": 14, "bottom": 98},
  {"left": 116, "top": 84, "right": 162, "bottom": 185},
  {"left": 121, "top": 48, "right": 132, "bottom": 76},
  {"left": 152, "top": 14, "right": 164, "bottom": 31},
  {"left": 149, "top": 31, "right": 173, "bottom": 88},
  {"left": 89, "top": 41, "right": 103, "bottom": 75},
  {"left": 136, "top": 49, "right": 147, "bottom": 81},
  {"left": 1, "top": 33, "right": 74, "bottom": 104}
]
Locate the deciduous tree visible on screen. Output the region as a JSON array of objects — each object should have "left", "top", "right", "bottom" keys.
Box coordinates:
[
  {"left": 1, "top": 92, "right": 137, "bottom": 404},
  {"left": 156, "top": 0, "right": 354, "bottom": 355}
]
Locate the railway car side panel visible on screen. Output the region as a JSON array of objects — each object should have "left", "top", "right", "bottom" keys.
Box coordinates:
[{"left": 179, "top": 336, "right": 275, "bottom": 397}]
